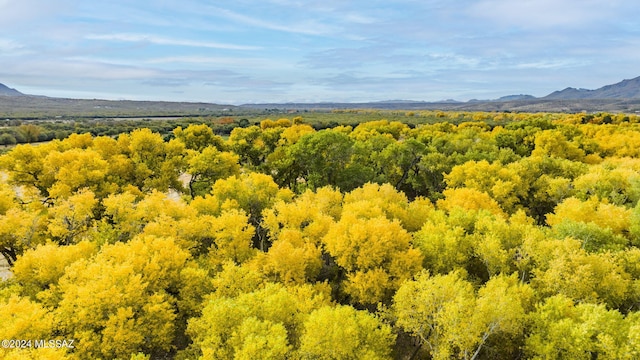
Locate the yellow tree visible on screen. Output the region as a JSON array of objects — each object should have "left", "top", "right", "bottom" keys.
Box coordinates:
[
  {"left": 46, "top": 189, "right": 98, "bottom": 245},
  {"left": 0, "top": 295, "right": 71, "bottom": 359},
  {"left": 185, "top": 283, "right": 331, "bottom": 359},
  {"left": 457, "top": 210, "right": 537, "bottom": 279},
  {"left": 173, "top": 124, "right": 225, "bottom": 152},
  {"left": 392, "top": 271, "right": 533, "bottom": 360},
  {"left": 53, "top": 235, "right": 191, "bottom": 359},
  {"left": 0, "top": 207, "right": 43, "bottom": 266},
  {"left": 411, "top": 208, "right": 478, "bottom": 275},
  {"left": 249, "top": 229, "right": 323, "bottom": 285},
  {"left": 531, "top": 245, "right": 632, "bottom": 308},
  {"left": 11, "top": 241, "right": 97, "bottom": 302},
  {"left": 298, "top": 305, "right": 395, "bottom": 360},
  {"left": 470, "top": 274, "right": 534, "bottom": 359},
  {"left": 392, "top": 270, "right": 477, "bottom": 359},
  {"left": 277, "top": 124, "right": 315, "bottom": 146},
  {"left": 102, "top": 190, "right": 195, "bottom": 244},
  {"left": 525, "top": 295, "right": 638, "bottom": 359},
  {"left": 572, "top": 162, "right": 640, "bottom": 206},
  {"left": 323, "top": 213, "right": 423, "bottom": 305},
  {"left": 437, "top": 188, "right": 506, "bottom": 218},
  {"left": 342, "top": 183, "right": 434, "bottom": 232},
  {"left": 185, "top": 146, "right": 240, "bottom": 197},
  {"left": 0, "top": 142, "right": 58, "bottom": 196},
  {"left": 228, "top": 125, "right": 284, "bottom": 168},
  {"left": 262, "top": 186, "right": 342, "bottom": 240},
  {"left": 546, "top": 196, "right": 631, "bottom": 236},
  {"left": 531, "top": 129, "right": 585, "bottom": 161},
  {"left": 256, "top": 187, "right": 341, "bottom": 285},
  {"left": 444, "top": 160, "right": 526, "bottom": 214},
  {"left": 118, "top": 128, "right": 187, "bottom": 192},
  {"left": 203, "top": 173, "right": 294, "bottom": 250},
  {"left": 41, "top": 148, "right": 113, "bottom": 199},
  {"left": 205, "top": 209, "right": 257, "bottom": 268},
  {"left": 0, "top": 182, "right": 17, "bottom": 215}
]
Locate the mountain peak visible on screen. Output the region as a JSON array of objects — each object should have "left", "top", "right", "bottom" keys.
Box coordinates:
[
  {"left": 544, "top": 76, "right": 640, "bottom": 100},
  {"left": 0, "top": 83, "right": 24, "bottom": 96}
]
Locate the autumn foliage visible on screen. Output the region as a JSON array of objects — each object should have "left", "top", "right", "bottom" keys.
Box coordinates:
[{"left": 2, "top": 112, "right": 640, "bottom": 359}]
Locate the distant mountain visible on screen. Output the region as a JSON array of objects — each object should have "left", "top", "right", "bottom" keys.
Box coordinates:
[
  {"left": 496, "top": 94, "right": 536, "bottom": 101},
  {"left": 0, "top": 83, "right": 24, "bottom": 96},
  {"left": 544, "top": 76, "right": 640, "bottom": 100}
]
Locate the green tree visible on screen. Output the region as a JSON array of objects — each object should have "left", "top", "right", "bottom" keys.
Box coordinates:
[
  {"left": 18, "top": 124, "right": 42, "bottom": 143},
  {"left": 288, "top": 129, "right": 364, "bottom": 191},
  {"left": 0, "top": 133, "right": 16, "bottom": 147}
]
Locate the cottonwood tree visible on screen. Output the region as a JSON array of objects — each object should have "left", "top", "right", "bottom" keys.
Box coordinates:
[
  {"left": 392, "top": 271, "right": 533, "bottom": 360},
  {"left": 53, "top": 235, "right": 191, "bottom": 359},
  {"left": 323, "top": 213, "right": 423, "bottom": 305},
  {"left": 525, "top": 295, "right": 640, "bottom": 359},
  {"left": 185, "top": 283, "right": 331, "bottom": 359},
  {"left": 298, "top": 305, "right": 395, "bottom": 360}
]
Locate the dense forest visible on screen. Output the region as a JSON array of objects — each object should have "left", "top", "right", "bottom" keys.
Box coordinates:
[{"left": 2, "top": 110, "right": 640, "bottom": 359}]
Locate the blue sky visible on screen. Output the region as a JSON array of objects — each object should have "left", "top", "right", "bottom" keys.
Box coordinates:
[{"left": 1, "top": 0, "right": 639, "bottom": 104}]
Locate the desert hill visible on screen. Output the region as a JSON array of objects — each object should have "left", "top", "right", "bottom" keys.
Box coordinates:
[
  {"left": 544, "top": 76, "right": 640, "bottom": 100},
  {"left": 0, "top": 83, "right": 24, "bottom": 96}
]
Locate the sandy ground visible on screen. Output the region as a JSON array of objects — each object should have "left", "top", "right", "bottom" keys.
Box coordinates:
[{"left": 0, "top": 255, "right": 12, "bottom": 281}]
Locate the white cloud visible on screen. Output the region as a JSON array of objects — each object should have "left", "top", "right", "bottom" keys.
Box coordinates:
[
  {"left": 468, "top": 0, "right": 621, "bottom": 29},
  {"left": 0, "top": 39, "right": 23, "bottom": 52},
  {"left": 85, "top": 33, "right": 262, "bottom": 51}
]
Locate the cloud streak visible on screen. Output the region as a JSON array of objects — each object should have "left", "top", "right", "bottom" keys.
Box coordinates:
[
  {"left": 203, "top": 5, "right": 337, "bottom": 36},
  {"left": 86, "top": 33, "right": 261, "bottom": 51}
]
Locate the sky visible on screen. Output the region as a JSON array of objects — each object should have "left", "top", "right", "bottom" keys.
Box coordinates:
[{"left": 0, "top": 0, "right": 639, "bottom": 104}]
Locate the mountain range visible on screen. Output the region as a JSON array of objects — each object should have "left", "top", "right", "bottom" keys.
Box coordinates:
[
  {"left": 5, "top": 76, "right": 640, "bottom": 103},
  {"left": 542, "top": 76, "right": 640, "bottom": 100},
  {"left": 2, "top": 76, "right": 640, "bottom": 116},
  {"left": 3, "top": 76, "right": 640, "bottom": 102}
]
